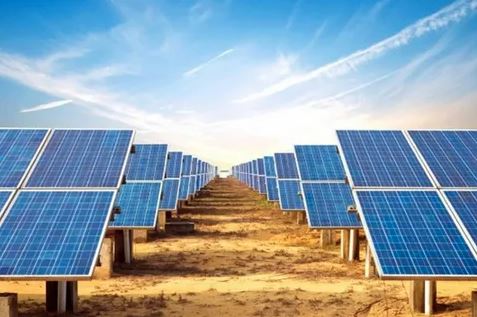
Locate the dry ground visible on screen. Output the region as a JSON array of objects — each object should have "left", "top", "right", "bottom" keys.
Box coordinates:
[{"left": 0, "top": 178, "right": 475, "bottom": 316}]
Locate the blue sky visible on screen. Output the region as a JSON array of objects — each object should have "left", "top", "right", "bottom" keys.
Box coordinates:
[{"left": 1, "top": 0, "right": 477, "bottom": 168}]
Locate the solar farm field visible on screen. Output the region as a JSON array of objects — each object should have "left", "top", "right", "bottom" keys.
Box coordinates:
[{"left": 0, "top": 177, "right": 474, "bottom": 316}]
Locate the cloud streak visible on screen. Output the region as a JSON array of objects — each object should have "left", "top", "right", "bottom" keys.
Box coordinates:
[
  {"left": 21, "top": 99, "right": 73, "bottom": 113},
  {"left": 236, "top": 0, "right": 477, "bottom": 103},
  {"left": 183, "top": 48, "right": 235, "bottom": 77}
]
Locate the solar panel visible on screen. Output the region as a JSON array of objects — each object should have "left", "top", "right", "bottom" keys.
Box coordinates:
[
  {"left": 302, "top": 183, "right": 359, "bottom": 228},
  {"left": 264, "top": 156, "right": 276, "bottom": 177},
  {"left": 165, "top": 152, "right": 183, "bottom": 179},
  {"left": 444, "top": 190, "right": 477, "bottom": 251},
  {"left": 0, "top": 190, "right": 14, "bottom": 218},
  {"left": 182, "top": 155, "right": 193, "bottom": 176},
  {"left": 295, "top": 145, "right": 345, "bottom": 181},
  {"left": 265, "top": 177, "right": 279, "bottom": 201},
  {"left": 0, "top": 129, "right": 49, "bottom": 188},
  {"left": 109, "top": 182, "right": 162, "bottom": 229},
  {"left": 125, "top": 144, "right": 167, "bottom": 181},
  {"left": 178, "top": 176, "right": 190, "bottom": 200},
  {"left": 337, "top": 130, "right": 433, "bottom": 188},
  {"left": 274, "top": 153, "right": 299, "bottom": 179},
  {"left": 189, "top": 175, "right": 196, "bottom": 196},
  {"left": 409, "top": 130, "right": 477, "bottom": 188},
  {"left": 0, "top": 190, "right": 115, "bottom": 278},
  {"left": 159, "top": 179, "right": 180, "bottom": 210},
  {"left": 356, "top": 190, "right": 477, "bottom": 278},
  {"left": 258, "top": 176, "right": 267, "bottom": 194},
  {"left": 26, "top": 130, "right": 134, "bottom": 188},
  {"left": 257, "top": 158, "right": 265, "bottom": 176},
  {"left": 277, "top": 179, "right": 304, "bottom": 210}
]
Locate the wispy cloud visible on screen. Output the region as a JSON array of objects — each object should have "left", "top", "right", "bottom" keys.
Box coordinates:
[
  {"left": 21, "top": 99, "right": 73, "bottom": 113},
  {"left": 285, "top": 0, "right": 302, "bottom": 30},
  {"left": 236, "top": 0, "right": 477, "bottom": 103},
  {"left": 183, "top": 48, "right": 235, "bottom": 77}
]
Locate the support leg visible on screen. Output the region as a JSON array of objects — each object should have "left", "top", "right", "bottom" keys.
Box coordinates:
[
  {"left": 424, "top": 280, "right": 436, "bottom": 315},
  {"left": 348, "top": 229, "right": 359, "bottom": 262},
  {"left": 114, "top": 230, "right": 125, "bottom": 263},
  {"left": 340, "top": 230, "right": 350, "bottom": 259},
  {"left": 472, "top": 289, "right": 477, "bottom": 317},
  {"left": 66, "top": 281, "right": 78, "bottom": 313},
  {"left": 409, "top": 280, "right": 425, "bottom": 313},
  {"left": 124, "top": 229, "right": 133, "bottom": 264},
  {"left": 46, "top": 281, "right": 67, "bottom": 314},
  {"left": 365, "top": 243, "right": 373, "bottom": 278},
  {"left": 320, "top": 230, "right": 333, "bottom": 248}
]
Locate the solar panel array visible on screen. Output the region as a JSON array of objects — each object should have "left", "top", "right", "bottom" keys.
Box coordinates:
[
  {"left": 337, "top": 129, "right": 477, "bottom": 279},
  {"left": 263, "top": 156, "right": 279, "bottom": 201},
  {"left": 0, "top": 128, "right": 134, "bottom": 279},
  {"left": 159, "top": 151, "right": 183, "bottom": 210},
  {"left": 274, "top": 153, "right": 304, "bottom": 210},
  {"left": 125, "top": 144, "right": 167, "bottom": 181},
  {"left": 294, "top": 145, "right": 360, "bottom": 229}
]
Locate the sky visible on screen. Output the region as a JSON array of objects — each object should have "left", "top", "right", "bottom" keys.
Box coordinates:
[{"left": 1, "top": 0, "right": 477, "bottom": 169}]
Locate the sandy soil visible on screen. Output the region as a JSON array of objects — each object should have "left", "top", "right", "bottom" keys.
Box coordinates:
[{"left": 0, "top": 178, "right": 475, "bottom": 316}]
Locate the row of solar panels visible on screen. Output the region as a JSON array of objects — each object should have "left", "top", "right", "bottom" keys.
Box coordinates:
[
  {"left": 232, "top": 130, "right": 477, "bottom": 280},
  {"left": 0, "top": 128, "right": 216, "bottom": 279}
]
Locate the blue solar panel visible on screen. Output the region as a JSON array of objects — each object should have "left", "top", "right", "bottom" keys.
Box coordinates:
[
  {"left": 302, "top": 183, "right": 359, "bottom": 228},
  {"left": 444, "top": 190, "right": 477, "bottom": 249},
  {"left": 110, "top": 182, "right": 161, "bottom": 228},
  {"left": 295, "top": 145, "right": 345, "bottom": 181},
  {"left": 357, "top": 190, "right": 477, "bottom": 277},
  {"left": 258, "top": 176, "right": 267, "bottom": 194},
  {"left": 264, "top": 156, "right": 276, "bottom": 177},
  {"left": 0, "top": 129, "right": 49, "bottom": 188},
  {"left": 165, "top": 152, "right": 183, "bottom": 178},
  {"left": 337, "top": 130, "right": 432, "bottom": 188},
  {"left": 190, "top": 157, "right": 198, "bottom": 175},
  {"left": 252, "top": 160, "right": 258, "bottom": 175},
  {"left": 0, "top": 190, "right": 114, "bottom": 277},
  {"left": 182, "top": 155, "right": 193, "bottom": 176},
  {"left": 278, "top": 179, "right": 304, "bottom": 210},
  {"left": 159, "top": 179, "right": 180, "bottom": 210},
  {"left": 257, "top": 159, "right": 265, "bottom": 176},
  {"left": 189, "top": 175, "right": 196, "bottom": 195},
  {"left": 0, "top": 190, "right": 14, "bottom": 217},
  {"left": 274, "top": 153, "right": 299, "bottom": 179},
  {"left": 26, "top": 130, "right": 133, "bottom": 188},
  {"left": 266, "top": 177, "right": 279, "bottom": 201},
  {"left": 125, "top": 144, "right": 167, "bottom": 181},
  {"left": 409, "top": 130, "right": 477, "bottom": 188},
  {"left": 179, "top": 176, "right": 190, "bottom": 200}
]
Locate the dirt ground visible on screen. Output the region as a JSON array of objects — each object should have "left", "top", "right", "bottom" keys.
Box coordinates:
[{"left": 0, "top": 177, "right": 475, "bottom": 316}]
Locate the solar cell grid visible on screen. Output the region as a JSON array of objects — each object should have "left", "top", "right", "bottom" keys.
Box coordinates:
[
  {"left": 266, "top": 177, "right": 279, "bottom": 201},
  {"left": 258, "top": 176, "right": 267, "bottom": 194},
  {"left": 295, "top": 145, "right": 345, "bottom": 181},
  {"left": 125, "top": 144, "right": 167, "bottom": 181},
  {"left": 0, "top": 190, "right": 14, "bottom": 218},
  {"left": 26, "top": 129, "right": 133, "bottom": 188},
  {"left": 257, "top": 158, "right": 265, "bottom": 176},
  {"left": 264, "top": 156, "right": 276, "bottom": 177},
  {"left": 159, "top": 179, "right": 180, "bottom": 210},
  {"left": 409, "top": 130, "right": 477, "bottom": 188},
  {"left": 182, "top": 155, "right": 193, "bottom": 176},
  {"left": 337, "top": 130, "right": 433, "bottom": 188},
  {"left": 356, "top": 190, "right": 477, "bottom": 278},
  {"left": 274, "top": 153, "right": 299, "bottom": 179},
  {"left": 277, "top": 179, "right": 304, "bottom": 210},
  {"left": 0, "top": 129, "right": 49, "bottom": 188},
  {"left": 165, "top": 152, "right": 183, "bottom": 178},
  {"left": 444, "top": 190, "right": 477, "bottom": 250},
  {"left": 302, "top": 183, "right": 359, "bottom": 228},
  {"left": 110, "top": 182, "right": 161, "bottom": 228},
  {"left": 179, "top": 176, "right": 190, "bottom": 200},
  {"left": 0, "top": 190, "right": 115, "bottom": 278}
]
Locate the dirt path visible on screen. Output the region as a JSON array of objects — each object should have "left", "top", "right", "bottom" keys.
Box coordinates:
[{"left": 1, "top": 177, "right": 473, "bottom": 316}]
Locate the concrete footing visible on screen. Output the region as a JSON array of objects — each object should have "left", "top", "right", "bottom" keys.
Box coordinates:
[
  {"left": 46, "top": 281, "right": 78, "bottom": 314},
  {"left": 340, "top": 230, "right": 350, "bottom": 259},
  {"left": 0, "top": 293, "right": 18, "bottom": 317},
  {"left": 348, "top": 229, "right": 359, "bottom": 262},
  {"left": 320, "top": 230, "right": 333, "bottom": 248},
  {"left": 364, "top": 243, "right": 375, "bottom": 278},
  {"left": 93, "top": 237, "right": 113, "bottom": 279},
  {"left": 472, "top": 289, "right": 477, "bottom": 317},
  {"left": 157, "top": 212, "right": 167, "bottom": 231},
  {"left": 296, "top": 211, "right": 306, "bottom": 225}
]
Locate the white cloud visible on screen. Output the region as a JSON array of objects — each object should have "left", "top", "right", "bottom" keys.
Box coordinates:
[
  {"left": 183, "top": 48, "right": 235, "bottom": 77},
  {"left": 236, "top": 0, "right": 477, "bottom": 103},
  {"left": 21, "top": 99, "right": 73, "bottom": 113}
]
